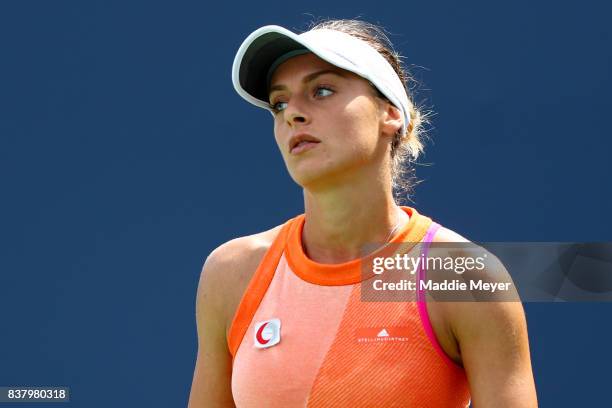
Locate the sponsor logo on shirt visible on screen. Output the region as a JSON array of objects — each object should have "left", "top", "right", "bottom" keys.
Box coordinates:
[
  {"left": 253, "top": 318, "right": 281, "bottom": 349},
  {"left": 355, "top": 327, "right": 412, "bottom": 343}
]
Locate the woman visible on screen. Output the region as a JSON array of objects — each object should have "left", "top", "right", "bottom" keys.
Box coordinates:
[{"left": 189, "top": 19, "right": 538, "bottom": 407}]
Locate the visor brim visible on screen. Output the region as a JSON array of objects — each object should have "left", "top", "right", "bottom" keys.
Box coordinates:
[{"left": 232, "top": 26, "right": 311, "bottom": 109}]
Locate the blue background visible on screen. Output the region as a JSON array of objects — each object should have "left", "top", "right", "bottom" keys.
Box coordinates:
[{"left": 1, "top": 1, "right": 610, "bottom": 406}]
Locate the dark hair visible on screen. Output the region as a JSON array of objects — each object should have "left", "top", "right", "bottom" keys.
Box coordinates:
[{"left": 305, "top": 18, "right": 430, "bottom": 202}]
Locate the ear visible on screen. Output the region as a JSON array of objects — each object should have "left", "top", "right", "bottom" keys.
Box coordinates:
[{"left": 380, "top": 101, "right": 403, "bottom": 138}]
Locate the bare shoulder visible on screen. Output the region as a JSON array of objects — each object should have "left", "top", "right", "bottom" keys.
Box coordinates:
[
  {"left": 429, "top": 225, "right": 536, "bottom": 406},
  {"left": 198, "top": 224, "right": 284, "bottom": 338},
  {"left": 431, "top": 225, "right": 470, "bottom": 243},
  {"left": 431, "top": 224, "right": 516, "bottom": 297},
  {"left": 425, "top": 224, "right": 522, "bottom": 362},
  {"left": 189, "top": 225, "right": 285, "bottom": 407}
]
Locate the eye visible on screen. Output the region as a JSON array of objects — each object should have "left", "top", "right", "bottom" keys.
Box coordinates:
[
  {"left": 270, "top": 100, "right": 287, "bottom": 113},
  {"left": 314, "top": 86, "right": 334, "bottom": 98}
]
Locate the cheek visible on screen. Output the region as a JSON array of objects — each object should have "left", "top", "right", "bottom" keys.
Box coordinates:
[
  {"left": 337, "top": 98, "right": 380, "bottom": 147},
  {"left": 273, "top": 121, "right": 285, "bottom": 151}
]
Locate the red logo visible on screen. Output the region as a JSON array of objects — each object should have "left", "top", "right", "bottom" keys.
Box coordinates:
[
  {"left": 255, "top": 322, "right": 271, "bottom": 345},
  {"left": 253, "top": 318, "right": 281, "bottom": 349}
]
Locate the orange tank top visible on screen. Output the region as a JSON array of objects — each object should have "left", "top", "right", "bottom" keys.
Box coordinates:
[{"left": 228, "top": 206, "right": 471, "bottom": 407}]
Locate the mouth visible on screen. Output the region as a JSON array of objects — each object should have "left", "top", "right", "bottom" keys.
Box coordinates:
[{"left": 289, "top": 133, "right": 321, "bottom": 155}]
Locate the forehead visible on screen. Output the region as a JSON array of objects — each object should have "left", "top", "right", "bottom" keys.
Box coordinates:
[{"left": 268, "top": 53, "right": 351, "bottom": 87}]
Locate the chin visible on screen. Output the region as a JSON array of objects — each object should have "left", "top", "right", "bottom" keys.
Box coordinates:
[
  {"left": 288, "top": 167, "right": 329, "bottom": 189},
  {"left": 288, "top": 160, "right": 357, "bottom": 190}
]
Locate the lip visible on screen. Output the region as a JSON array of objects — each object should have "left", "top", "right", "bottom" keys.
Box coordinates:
[{"left": 288, "top": 133, "right": 321, "bottom": 154}]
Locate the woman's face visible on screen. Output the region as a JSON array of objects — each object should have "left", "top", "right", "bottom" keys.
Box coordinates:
[{"left": 268, "top": 53, "right": 393, "bottom": 190}]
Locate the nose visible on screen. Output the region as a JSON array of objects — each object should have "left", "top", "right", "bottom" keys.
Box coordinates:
[{"left": 284, "top": 97, "right": 310, "bottom": 127}]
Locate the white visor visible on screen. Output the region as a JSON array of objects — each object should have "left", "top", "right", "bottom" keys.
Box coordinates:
[{"left": 231, "top": 25, "right": 411, "bottom": 134}]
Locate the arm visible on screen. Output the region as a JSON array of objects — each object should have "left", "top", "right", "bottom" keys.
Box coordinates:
[
  {"left": 430, "top": 227, "right": 538, "bottom": 407},
  {"left": 187, "top": 229, "right": 278, "bottom": 407},
  {"left": 445, "top": 263, "right": 538, "bottom": 407},
  {"left": 188, "top": 249, "right": 236, "bottom": 408}
]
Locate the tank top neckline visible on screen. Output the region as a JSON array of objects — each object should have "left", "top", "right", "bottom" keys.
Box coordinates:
[{"left": 284, "top": 206, "right": 432, "bottom": 286}]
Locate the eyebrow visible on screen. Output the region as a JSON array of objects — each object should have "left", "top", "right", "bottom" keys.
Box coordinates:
[{"left": 268, "top": 69, "right": 346, "bottom": 96}]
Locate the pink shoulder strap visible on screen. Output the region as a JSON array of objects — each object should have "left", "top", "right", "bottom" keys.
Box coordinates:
[{"left": 415, "top": 222, "right": 462, "bottom": 368}]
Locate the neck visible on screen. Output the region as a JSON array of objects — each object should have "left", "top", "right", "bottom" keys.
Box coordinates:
[{"left": 301, "top": 166, "right": 408, "bottom": 264}]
